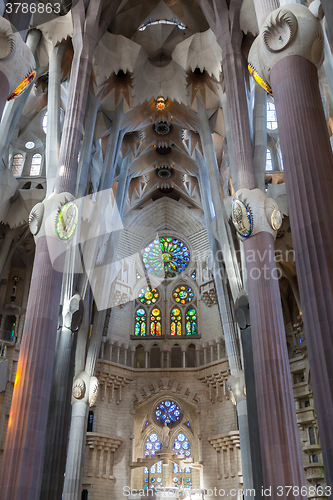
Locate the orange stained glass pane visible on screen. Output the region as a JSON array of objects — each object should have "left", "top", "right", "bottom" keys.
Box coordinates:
[{"left": 151, "top": 322, "right": 156, "bottom": 336}]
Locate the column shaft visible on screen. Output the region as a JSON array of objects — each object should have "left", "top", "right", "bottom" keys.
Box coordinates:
[
  {"left": 245, "top": 232, "right": 305, "bottom": 493},
  {"left": 46, "top": 43, "right": 66, "bottom": 196},
  {"left": 270, "top": 55, "right": 333, "bottom": 490},
  {"left": 212, "top": 3, "right": 305, "bottom": 493},
  {"left": 0, "top": 236, "right": 63, "bottom": 499},
  {"left": 40, "top": 326, "right": 77, "bottom": 500}
]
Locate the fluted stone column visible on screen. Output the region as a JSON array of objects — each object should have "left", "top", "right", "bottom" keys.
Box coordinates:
[
  {"left": 198, "top": 168, "right": 254, "bottom": 496},
  {"left": 271, "top": 55, "right": 333, "bottom": 491},
  {"left": 253, "top": 0, "right": 279, "bottom": 29},
  {"left": 0, "top": 236, "right": 63, "bottom": 500},
  {"left": 40, "top": 293, "right": 83, "bottom": 500},
  {"left": 199, "top": 0, "right": 305, "bottom": 494}
]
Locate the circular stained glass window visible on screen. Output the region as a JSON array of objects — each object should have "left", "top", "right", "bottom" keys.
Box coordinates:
[
  {"left": 139, "top": 287, "right": 159, "bottom": 305},
  {"left": 142, "top": 237, "right": 190, "bottom": 278},
  {"left": 155, "top": 400, "right": 181, "bottom": 425},
  {"left": 173, "top": 285, "right": 194, "bottom": 304}
]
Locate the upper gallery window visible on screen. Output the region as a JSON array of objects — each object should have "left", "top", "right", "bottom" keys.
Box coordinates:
[
  {"left": 267, "top": 101, "right": 278, "bottom": 130},
  {"left": 142, "top": 237, "right": 190, "bottom": 278},
  {"left": 138, "top": 17, "right": 186, "bottom": 31},
  {"left": 155, "top": 400, "right": 181, "bottom": 425},
  {"left": 30, "top": 154, "right": 42, "bottom": 176},
  {"left": 11, "top": 154, "right": 24, "bottom": 177}
]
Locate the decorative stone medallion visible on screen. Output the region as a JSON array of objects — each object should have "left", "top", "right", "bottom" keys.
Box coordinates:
[
  {"left": 270, "top": 207, "right": 283, "bottom": 230},
  {"left": 56, "top": 201, "right": 79, "bottom": 240},
  {"left": 231, "top": 199, "right": 253, "bottom": 238}
]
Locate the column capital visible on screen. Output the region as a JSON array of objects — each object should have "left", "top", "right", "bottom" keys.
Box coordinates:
[
  {"left": 248, "top": 5, "right": 324, "bottom": 92},
  {"left": 231, "top": 187, "right": 282, "bottom": 240}
]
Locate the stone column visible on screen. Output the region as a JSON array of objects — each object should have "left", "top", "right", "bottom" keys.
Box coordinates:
[
  {"left": 200, "top": 0, "right": 305, "bottom": 494},
  {"left": 182, "top": 348, "right": 186, "bottom": 368},
  {"left": 203, "top": 343, "right": 208, "bottom": 365},
  {"left": 196, "top": 345, "right": 201, "bottom": 366},
  {"left": 45, "top": 43, "right": 66, "bottom": 196},
  {"left": 253, "top": 0, "right": 279, "bottom": 29},
  {"left": 0, "top": 236, "right": 63, "bottom": 500},
  {"left": 40, "top": 294, "right": 83, "bottom": 500},
  {"left": 209, "top": 340, "right": 215, "bottom": 363},
  {"left": 63, "top": 401, "right": 89, "bottom": 499},
  {"left": 271, "top": 55, "right": 333, "bottom": 491}
]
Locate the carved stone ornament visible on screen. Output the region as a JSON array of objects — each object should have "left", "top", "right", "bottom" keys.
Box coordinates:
[
  {"left": 248, "top": 5, "right": 324, "bottom": 89},
  {"left": 0, "top": 26, "right": 15, "bottom": 60},
  {"left": 263, "top": 10, "right": 298, "bottom": 53},
  {"left": 231, "top": 199, "right": 253, "bottom": 238},
  {"left": 28, "top": 202, "right": 44, "bottom": 236},
  {"left": 89, "top": 377, "right": 100, "bottom": 407},
  {"left": 0, "top": 18, "right": 36, "bottom": 99},
  {"left": 72, "top": 378, "right": 86, "bottom": 400},
  {"left": 265, "top": 198, "right": 283, "bottom": 231}
]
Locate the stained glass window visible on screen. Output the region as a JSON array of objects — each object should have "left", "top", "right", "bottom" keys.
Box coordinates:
[
  {"left": 135, "top": 308, "right": 146, "bottom": 336},
  {"left": 174, "top": 433, "right": 191, "bottom": 457},
  {"left": 173, "top": 285, "right": 194, "bottom": 304},
  {"left": 139, "top": 287, "right": 159, "bottom": 305},
  {"left": 145, "top": 433, "right": 161, "bottom": 456},
  {"left": 173, "top": 463, "right": 192, "bottom": 488},
  {"left": 150, "top": 308, "right": 162, "bottom": 336},
  {"left": 142, "top": 237, "right": 190, "bottom": 278},
  {"left": 155, "top": 400, "right": 181, "bottom": 424},
  {"left": 144, "top": 460, "right": 163, "bottom": 488},
  {"left": 171, "top": 308, "right": 182, "bottom": 336},
  {"left": 191, "top": 270, "right": 196, "bottom": 280},
  {"left": 186, "top": 308, "right": 197, "bottom": 335}
]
